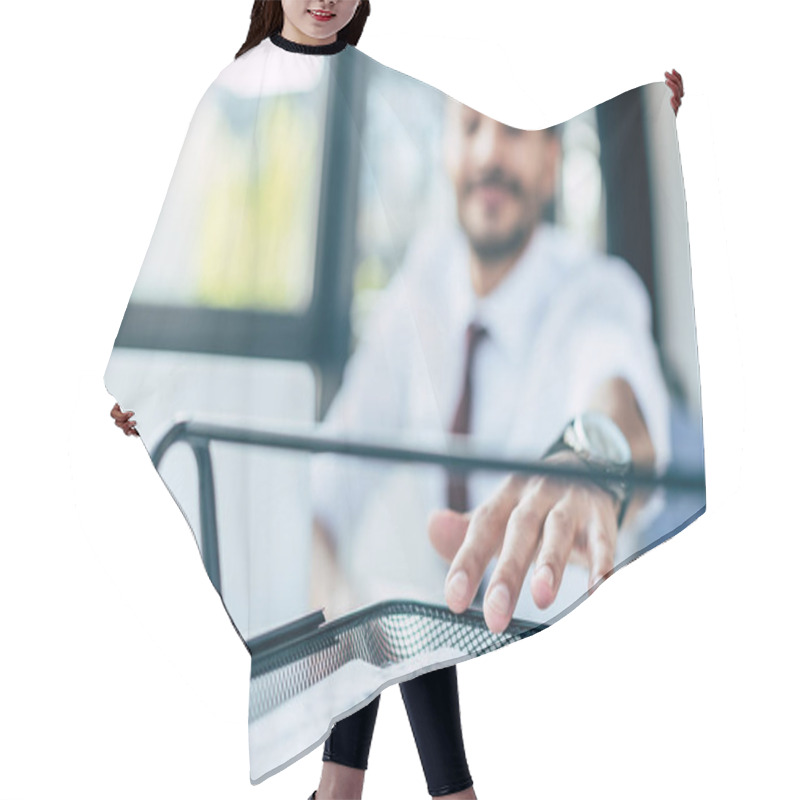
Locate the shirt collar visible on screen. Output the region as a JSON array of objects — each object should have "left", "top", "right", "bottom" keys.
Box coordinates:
[{"left": 449, "top": 221, "right": 556, "bottom": 363}]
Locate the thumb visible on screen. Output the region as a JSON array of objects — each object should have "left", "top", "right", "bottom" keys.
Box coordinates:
[{"left": 427, "top": 508, "right": 471, "bottom": 562}]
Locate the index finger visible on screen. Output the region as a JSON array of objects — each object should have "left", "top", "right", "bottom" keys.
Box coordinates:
[
  {"left": 444, "top": 473, "right": 526, "bottom": 613},
  {"left": 481, "top": 488, "right": 553, "bottom": 632}
]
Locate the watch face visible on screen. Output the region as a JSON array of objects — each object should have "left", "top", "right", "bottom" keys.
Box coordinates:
[{"left": 575, "top": 411, "right": 632, "bottom": 466}]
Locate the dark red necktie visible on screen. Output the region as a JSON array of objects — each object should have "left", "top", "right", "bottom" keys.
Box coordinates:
[{"left": 447, "top": 320, "right": 488, "bottom": 513}]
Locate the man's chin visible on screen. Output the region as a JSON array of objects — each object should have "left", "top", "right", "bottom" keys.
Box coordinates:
[{"left": 467, "top": 231, "right": 527, "bottom": 262}]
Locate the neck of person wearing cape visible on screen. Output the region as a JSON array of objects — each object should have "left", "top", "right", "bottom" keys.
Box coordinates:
[{"left": 269, "top": 28, "right": 350, "bottom": 55}]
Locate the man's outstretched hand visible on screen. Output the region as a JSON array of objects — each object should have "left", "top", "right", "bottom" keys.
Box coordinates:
[
  {"left": 428, "top": 450, "right": 620, "bottom": 635},
  {"left": 111, "top": 402, "right": 139, "bottom": 436},
  {"left": 665, "top": 68, "right": 684, "bottom": 115}
]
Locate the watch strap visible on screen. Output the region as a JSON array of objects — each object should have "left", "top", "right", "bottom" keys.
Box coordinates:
[{"left": 542, "top": 423, "right": 631, "bottom": 529}]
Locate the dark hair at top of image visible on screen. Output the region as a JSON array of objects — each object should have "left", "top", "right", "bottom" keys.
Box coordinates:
[{"left": 236, "top": 0, "right": 372, "bottom": 59}]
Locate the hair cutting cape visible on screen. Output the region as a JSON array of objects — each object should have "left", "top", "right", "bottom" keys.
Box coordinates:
[{"left": 104, "top": 31, "right": 705, "bottom": 784}]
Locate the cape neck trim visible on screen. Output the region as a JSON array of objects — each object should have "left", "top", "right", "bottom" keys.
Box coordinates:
[{"left": 269, "top": 31, "right": 349, "bottom": 55}]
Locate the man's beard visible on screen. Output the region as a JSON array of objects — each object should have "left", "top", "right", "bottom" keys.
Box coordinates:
[{"left": 467, "top": 219, "right": 532, "bottom": 264}]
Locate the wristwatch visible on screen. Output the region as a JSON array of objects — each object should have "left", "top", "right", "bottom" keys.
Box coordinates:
[{"left": 543, "top": 411, "right": 633, "bottom": 527}]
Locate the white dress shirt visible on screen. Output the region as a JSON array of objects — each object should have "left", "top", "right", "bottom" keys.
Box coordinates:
[{"left": 310, "top": 219, "right": 671, "bottom": 621}]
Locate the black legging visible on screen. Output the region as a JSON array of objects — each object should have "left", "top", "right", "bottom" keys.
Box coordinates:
[{"left": 323, "top": 663, "right": 473, "bottom": 797}]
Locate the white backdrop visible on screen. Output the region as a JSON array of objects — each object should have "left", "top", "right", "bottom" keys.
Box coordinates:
[{"left": 1, "top": 1, "right": 795, "bottom": 798}]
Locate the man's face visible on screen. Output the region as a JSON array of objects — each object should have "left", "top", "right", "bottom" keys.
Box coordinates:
[{"left": 444, "top": 98, "right": 560, "bottom": 261}]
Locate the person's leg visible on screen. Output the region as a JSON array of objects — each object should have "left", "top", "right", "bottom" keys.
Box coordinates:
[
  {"left": 400, "top": 664, "right": 475, "bottom": 798},
  {"left": 316, "top": 694, "right": 381, "bottom": 800}
]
